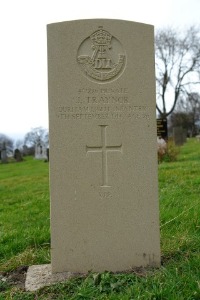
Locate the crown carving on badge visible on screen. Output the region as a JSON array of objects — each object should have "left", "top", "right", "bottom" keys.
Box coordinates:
[{"left": 90, "top": 28, "right": 112, "bottom": 46}]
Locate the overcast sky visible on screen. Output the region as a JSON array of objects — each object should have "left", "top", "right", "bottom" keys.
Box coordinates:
[{"left": 0, "top": 0, "right": 200, "bottom": 140}]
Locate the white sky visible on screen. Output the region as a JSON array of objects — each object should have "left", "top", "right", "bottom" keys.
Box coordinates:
[{"left": 0, "top": 0, "right": 200, "bottom": 140}]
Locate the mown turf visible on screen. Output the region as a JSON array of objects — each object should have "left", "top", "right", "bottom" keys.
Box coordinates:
[
  {"left": 0, "top": 157, "right": 50, "bottom": 271},
  {"left": 0, "top": 139, "right": 200, "bottom": 299}
]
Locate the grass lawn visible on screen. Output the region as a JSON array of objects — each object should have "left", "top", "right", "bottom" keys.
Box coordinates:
[{"left": 0, "top": 139, "right": 200, "bottom": 299}]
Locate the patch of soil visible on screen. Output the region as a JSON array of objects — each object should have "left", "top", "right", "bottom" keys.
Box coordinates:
[{"left": 0, "top": 265, "right": 28, "bottom": 290}]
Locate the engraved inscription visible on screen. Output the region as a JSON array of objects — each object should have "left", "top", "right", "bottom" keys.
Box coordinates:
[
  {"left": 86, "top": 125, "right": 122, "bottom": 187},
  {"left": 99, "top": 191, "right": 112, "bottom": 199},
  {"left": 57, "top": 104, "right": 150, "bottom": 121},
  {"left": 56, "top": 87, "right": 151, "bottom": 121},
  {"left": 77, "top": 27, "right": 126, "bottom": 83}
]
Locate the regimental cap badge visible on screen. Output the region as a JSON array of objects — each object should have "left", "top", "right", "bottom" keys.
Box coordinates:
[{"left": 77, "top": 27, "right": 126, "bottom": 83}]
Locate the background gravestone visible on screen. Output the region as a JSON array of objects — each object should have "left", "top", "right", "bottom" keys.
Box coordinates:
[
  {"left": 1, "top": 142, "right": 8, "bottom": 164},
  {"left": 47, "top": 19, "right": 160, "bottom": 273},
  {"left": 157, "top": 118, "right": 168, "bottom": 140},
  {"left": 14, "top": 149, "right": 23, "bottom": 162},
  {"left": 46, "top": 148, "right": 49, "bottom": 162},
  {"left": 35, "top": 141, "right": 48, "bottom": 160},
  {"left": 173, "top": 126, "right": 187, "bottom": 146}
]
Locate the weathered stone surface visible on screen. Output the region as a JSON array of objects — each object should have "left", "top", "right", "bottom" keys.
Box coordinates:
[
  {"left": 25, "top": 264, "right": 80, "bottom": 291},
  {"left": 47, "top": 19, "right": 160, "bottom": 273}
]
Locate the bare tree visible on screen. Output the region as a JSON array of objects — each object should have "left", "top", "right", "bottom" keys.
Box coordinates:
[
  {"left": 0, "top": 133, "right": 14, "bottom": 150},
  {"left": 24, "top": 127, "right": 49, "bottom": 147},
  {"left": 15, "top": 139, "right": 24, "bottom": 151},
  {"left": 155, "top": 26, "right": 200, "bottom": 118}
]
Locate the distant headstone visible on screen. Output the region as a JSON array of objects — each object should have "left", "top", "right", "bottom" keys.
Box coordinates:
[
  {"left": 157, "top": 118, "right": 168, "bottom": 140},
  {"left": 173, "top": 127, "right": 187, "bottom": 146},
  {"left": 46, "top": 148, "right": 49, "bottom": 162},
  {"left": 23, "top": 145, "right": 29, "bottom": 156},
  {"left": 47, "top": 19, "right": 160, "bottom": 273},
  {"left": 35, "top": 141, "right": 47, "bottom": 160},
  {"left": 1, "top": 142, "right": 8, "bottom": 164},
  {"left": 14, "top": 149, "right": 23, "bottom": 162},
  {"left": 196, "top": 135, "right": 200, "bottom": 142}
]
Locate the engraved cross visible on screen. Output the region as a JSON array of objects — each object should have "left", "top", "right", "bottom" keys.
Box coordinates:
[{"left": 86, "top": 125, "right": 122, "bottom": 187}]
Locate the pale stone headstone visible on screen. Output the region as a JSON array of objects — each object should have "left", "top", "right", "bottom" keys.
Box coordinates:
[
  {"left": 47, "top": 19, "right": 160, "bottom": 273},
  {"left": 35, "top": 141, "right": 48, "bottom": 160}
]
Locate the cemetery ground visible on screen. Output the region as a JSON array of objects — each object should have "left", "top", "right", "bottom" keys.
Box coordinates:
[{"left": 0, "top": 139, "right": 199, "bottom": 300}]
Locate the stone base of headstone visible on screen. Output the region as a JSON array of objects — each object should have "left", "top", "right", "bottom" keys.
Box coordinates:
[{"left": 25, "top": 264, "right": 83, "bottom": 291}]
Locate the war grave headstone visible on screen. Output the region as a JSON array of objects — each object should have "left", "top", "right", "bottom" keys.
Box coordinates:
[{"left": 25, "top": 19, "right": 160, "bottom": 291}]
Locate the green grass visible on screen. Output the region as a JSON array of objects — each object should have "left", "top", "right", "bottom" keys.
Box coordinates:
[
  {"left": 0, "top": 157, "right": 50, "bottom": 271},
  {"left": 0, "top": 139, "right": 200, "bottom": 299}
]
